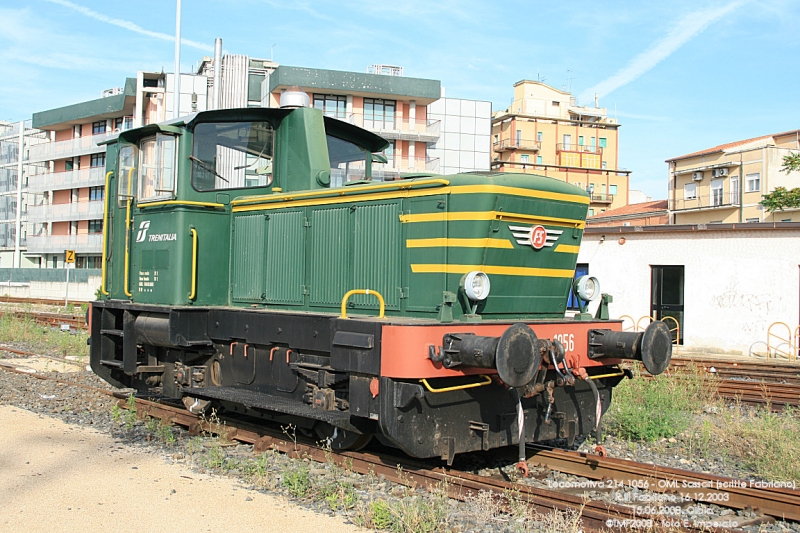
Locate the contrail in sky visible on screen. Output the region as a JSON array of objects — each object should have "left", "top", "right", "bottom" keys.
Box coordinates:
[
  {"left": 44, "top": 0, "right": 214, "bottom": 52},
  {"left": 581, "top": 1, "right": 747, "bottom": 103}
]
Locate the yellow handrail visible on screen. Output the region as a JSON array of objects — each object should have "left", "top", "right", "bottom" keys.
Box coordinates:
[
  {"left": 617, "top": 315, "right": 637, "bottom": 332},
  {"left": 189, "top": 228, "right": 198, "bottom": 301},
  {"left": 139, "top": 200, "right": 224, "bottom": 209},
  {"left": 123, "top": 197, "right": 132, "bottom": 298},
  {"left": 100, "top": 171, "right": 113, "bottom": 296},
  {"left": 636, "top": 315, "right": 655, "bottom": 332},
  {"left": 767, "top": 322, "right": 793, "bottom": 360},
  {"left": 660, "top": 315, "right": 681, "bottom": 345},
  {"left": 340, "top": 289, "right": 385, "bottom": 318},
  {"left": 588, "top": 370, "right": 626, "bottom": 380},
  {"left": 420, "top": 374, "right": 493, "bottom": 393}
]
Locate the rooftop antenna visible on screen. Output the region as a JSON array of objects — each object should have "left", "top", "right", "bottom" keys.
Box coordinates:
[
  {"left": 567, "top": 69, "right": 573, "bottom": 93},
  {"left": 271, "top": 43, "right": 276, "bottom": 62}
]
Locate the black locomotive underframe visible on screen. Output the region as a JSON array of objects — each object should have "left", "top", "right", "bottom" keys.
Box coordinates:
[{"left": 90, "top": 300, "right": 618, "bottom": 462}]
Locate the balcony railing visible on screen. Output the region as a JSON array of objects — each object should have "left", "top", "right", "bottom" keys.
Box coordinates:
[
  {"left": 27, "top": 167, "right": 107, "bottom": 193},
  {"left": 27, "top": 132, "right": 115, "bottom": 162},
  {"left": 25, "top": 233, "right": 102, "bottom": 254},
  {"left": 27, "top": 200, "right": 104, "bottom": 223},
  {"left": 669, "top": 194, "right": 739, "bottom": 211},
  {"left": 590, "top": 193, "right": 614, "bottom": 204},
  {"left": 328, "top": 113, "right": 441, "bottom": 142},
  {"left": 493, "top": 138, "right": 542, "bottom": 152},
  {"left": 557, "top": 143, "right": 602, "bottom": 154}
]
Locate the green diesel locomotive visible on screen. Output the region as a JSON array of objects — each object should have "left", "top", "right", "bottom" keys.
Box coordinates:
[{"left": 90, "top": 92, "right": 671, "bottom": 467}]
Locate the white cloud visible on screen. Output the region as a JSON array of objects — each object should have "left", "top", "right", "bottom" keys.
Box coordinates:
[
  {"left": 43, "top": 0, "right": 214, "bottom": 52},
  {"left": 580, "top": 1, "right": 748, "bottom": 102}
]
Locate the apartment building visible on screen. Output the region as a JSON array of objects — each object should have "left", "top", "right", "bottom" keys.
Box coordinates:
[
  {"left": 27, "top": 72, "right": 209, "bottom": 269},
  {"left": 0, "top": 120, "right": 47, "bottom": 267},
  {"left": 19, "top": 52, "right": 489, "bottom": 269},
  {"left": 491, "top": 80, "right": 630, "bottom": 215},
  {"left": 262, "top": 65, "right": 490, "bottom": 182},
  {"left": 666, "top": 130, "right": 800, "bottom": 225}
]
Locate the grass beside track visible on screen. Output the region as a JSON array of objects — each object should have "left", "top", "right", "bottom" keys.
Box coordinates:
[
  {"left": 0, "top": 312, "right": 89, "bottom": 360},
  {"left": 607, "top": 364, "right": 800, "bottom": 483}
]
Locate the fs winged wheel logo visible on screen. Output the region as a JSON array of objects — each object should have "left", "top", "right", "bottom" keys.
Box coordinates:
[{"left": 509, "top": 225, "right": 563, "bottom": 250}]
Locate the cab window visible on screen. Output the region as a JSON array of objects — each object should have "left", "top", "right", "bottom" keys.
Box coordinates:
[
  {"left": 138, "top": 133, "right": 176, "bottom": 203},
  {"left": 327, "top": 135, "right": 369, "bottom": 187},
  {"left": 117, "top": 144, "right": 137, "bottom": 207},
  {"left": 191, "top": 121, "right": 274, "bottom": 191}
]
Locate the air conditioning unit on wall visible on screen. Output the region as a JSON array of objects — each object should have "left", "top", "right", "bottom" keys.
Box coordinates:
[
  {"left": 713, "top": 168, "right": 728, "bottom": 177},
  {"left": 692, "top": 172, "right": 703, "bottom": 181}
]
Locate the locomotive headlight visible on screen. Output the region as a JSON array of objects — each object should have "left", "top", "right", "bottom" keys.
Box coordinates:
[
  {"left": 575, "top": 275, "right": 601, "bottom": 301},
  {"left": 462, "top": 271, "right": 491, "bottom": 301}
]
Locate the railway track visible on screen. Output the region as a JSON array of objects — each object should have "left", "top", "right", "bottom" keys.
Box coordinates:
[{"left": 3, "top": 359, "right": 799, "bottom": 532}]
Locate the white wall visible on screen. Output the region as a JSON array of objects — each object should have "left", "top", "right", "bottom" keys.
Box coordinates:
[
  {"left": 577, "top": 227, "right": 800, "bottom": 355},
  {"left": 428, "top": 98, "right": 491, "bottom": 175}
]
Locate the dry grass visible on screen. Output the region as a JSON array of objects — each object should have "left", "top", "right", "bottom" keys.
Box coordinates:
[{"left": 0, "top": 312, "right": 89, "bottom": 359}]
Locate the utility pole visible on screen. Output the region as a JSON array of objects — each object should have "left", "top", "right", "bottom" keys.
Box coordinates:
[{"left": 173, "top": 0, "right": 182, "bottom": 119}]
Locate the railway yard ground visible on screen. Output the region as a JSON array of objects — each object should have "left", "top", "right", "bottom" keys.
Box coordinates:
[{"left": 2, "top": 302, "right": 800, "bottom": 533}]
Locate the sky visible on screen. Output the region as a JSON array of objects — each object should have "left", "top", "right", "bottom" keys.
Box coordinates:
[{"left": 1, "top": 0, "right": 799, "bottom": 200}]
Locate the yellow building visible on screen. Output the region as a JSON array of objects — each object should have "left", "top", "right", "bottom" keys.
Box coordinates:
[
  {"left": 666, "top": 130, "right": 800, "bottom": 224},
  {"left": 491, "top": 80, "right": 629, "bottom": 215}
]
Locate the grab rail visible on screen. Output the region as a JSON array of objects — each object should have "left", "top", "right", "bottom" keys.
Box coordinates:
[
  {"left": 340, "top": 289, "right": 385, "bottom": 319},
  {"left": 189, "top": 228, "right": 198, "bottom": 301},
  {"left": 420, "top": 374, "right": 493, "bottom": 393},
  {"left": 100, "top": 171, "right": 112, "bottom": 296},
  {"left": 123, "top": 197, "right": 132, "bottom": 298}
]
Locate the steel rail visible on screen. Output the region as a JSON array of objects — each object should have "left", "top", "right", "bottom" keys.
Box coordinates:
[{"left": 525, "top": 444, "right": 800, "bottom": 522}]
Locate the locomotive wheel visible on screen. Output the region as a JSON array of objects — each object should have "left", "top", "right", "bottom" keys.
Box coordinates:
[{"left": 314, "top": 422, "right": 372, "bottom": 451}]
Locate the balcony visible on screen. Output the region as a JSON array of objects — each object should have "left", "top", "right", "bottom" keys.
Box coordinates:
[
  {"left": 27, "top": 132, "right": 115, "bottom": 162},
  {"left": 27, "top": 167, "right": 107, "bottom": 193},
  {"left": 670, "top": 194, "right": 740, "bottom": 211},
  {"left": 25, "top": 233, "right": 102, "bottom": 254},
  {"left": 590, "top": 193, "right": 614, "bottom": 204},
  {"left": 27, "top": 200, "right": 104, "bottom": 223},
  {"left": 331, "top": 113, "right": 441, "bottom": 143},
  {"left": 557, "top": 143, "right": 602, "bottom": 154},
  {"left": 493, "top": 138, "right": 541, "bottom": 152}
]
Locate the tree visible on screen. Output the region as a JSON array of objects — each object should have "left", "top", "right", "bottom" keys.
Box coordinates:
[{"left": 759, "top": 152, "right": 800, "bottom": 212}]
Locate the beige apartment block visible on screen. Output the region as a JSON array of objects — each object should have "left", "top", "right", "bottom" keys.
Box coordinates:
[
  {"left": 491, "top": 80, "right": 629, "bottom": 215},
  {"left": 666, "top": 130, "right": 800, "bottom": 224}
]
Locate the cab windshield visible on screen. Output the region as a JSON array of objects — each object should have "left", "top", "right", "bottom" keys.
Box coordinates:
[{"left": 191, "top": 121, "right": 274, "bottom": 191}]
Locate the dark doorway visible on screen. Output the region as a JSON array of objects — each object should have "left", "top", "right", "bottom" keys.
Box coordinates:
[{"left": 651, "top": 265, "right": 684, "bottom": 344}]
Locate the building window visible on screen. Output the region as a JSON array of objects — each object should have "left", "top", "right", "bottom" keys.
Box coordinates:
[
  {"left": 599, "top": 137, "right": 607, "bottom": 148},
  {"left": 520, "top": 154, "right": 529, "bottom": 163},
  {"left": 730, "top": 175, "right": 740, "bottom": 204},
  {"left": 578, "top": 136, "right": 584, "bottom": 146},
  {"left": 746, "top": 172, "right": 760, "bottom": 192},
  {"left": 89, "top": 186, "right": 104, "bottom": 201},
  {"left": 711, "top": 178, "right": 724, "bottom": 206},
  {"left": 746, "top": 217, "right": 760, "bottom": 223},
  {"left": 92, "top": 121, "right": 106, "bottom": 134},
  {"left": 562, "top": 134, "right": 572, "bottom": 149},
  {"left": 609, "top": 185, "right": 617, "bottom": 195},
  {"left": 536, "top": 155, "right": 543, "bottom": 164},
  {"left": 588, "top": 208, "right": 594, "bottom": 216},
  {"left": 684, "top": 182, "right": 697, "bottom": 200},
  {"left": 90, "top": 153, "right": 105, "bottom": 168},
  {"left": 537, "top": 131, "right": 543, "bottom": 142},
  {"left": 114, "top": 117, "right": 123, "bottom": 131},
  {"left": 364, "top": 98, "right": 396, "bottom": 129},
  {"left": 65, "top": 159, "right": 74, "bottom": 171},
  {"left": 494, "top": 134, "right": 498, "bottom": 144},
  {"left": 88, "top": 220, "right": 103, "bottom": 233},
  {"left": 313, "top": 94, "right": 347, "bottom": 119},
  {"left": 602, "top": 161, "right": 607, "bottom": 169},
  {"left": 551, "top": 101, "right": 560, "bottom": 106},
  {"left": 590, "top": 137, "right": 596, "bottom": 147}
]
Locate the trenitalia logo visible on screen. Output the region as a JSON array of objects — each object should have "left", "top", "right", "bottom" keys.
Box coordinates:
[{"left": 135, "top": 221, "right": 150, "bottom": 242}]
